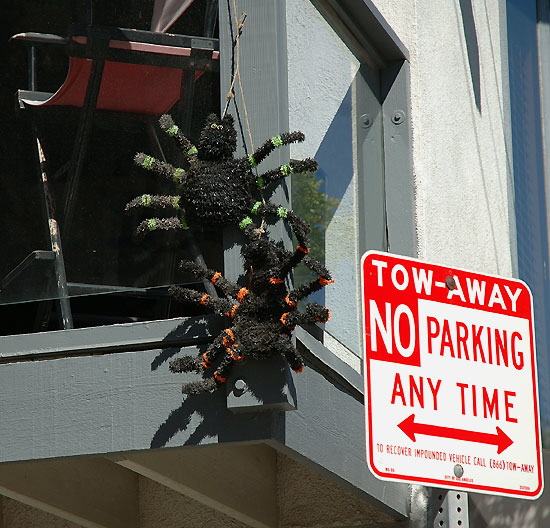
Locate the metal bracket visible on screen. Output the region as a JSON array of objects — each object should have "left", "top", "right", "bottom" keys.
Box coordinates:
[
  {"left": 226, "top": 358, "right": 298, "bottom": 413},
  {"left": 431, "top": 489, "right": 469, "bottom": 528}
]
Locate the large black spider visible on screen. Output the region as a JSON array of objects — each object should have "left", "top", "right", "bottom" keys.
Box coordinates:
[
  {"left": 168, "top": 233, "right": 333, "bottom": 394},
  {"left": 125, "top": 113, "right": 318, "bottom": 251}
]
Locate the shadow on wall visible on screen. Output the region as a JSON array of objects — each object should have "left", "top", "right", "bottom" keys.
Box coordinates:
[
  {"left": 458, "top": 0, "right": 481, "bottom": 111},
  {"left": 469, "top": 494, "right": 550, "bottom": 527},
  {"left": 469, "top": 451, "right": 550, "bottom": 527},
  {"left": 150, "top": 319, "right": 292, "bottom": 448}
]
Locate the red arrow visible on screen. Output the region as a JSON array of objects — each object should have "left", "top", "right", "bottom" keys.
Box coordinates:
[{"left": 398, "top": 414, "right": 513, "bottom": 454}]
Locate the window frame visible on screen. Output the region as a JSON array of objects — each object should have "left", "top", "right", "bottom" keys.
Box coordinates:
[{"left": 218, "top": 0, "right": 415, "bottom": 370}]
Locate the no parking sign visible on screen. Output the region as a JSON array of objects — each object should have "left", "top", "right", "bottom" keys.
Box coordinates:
[{"left": 361, "top": 251, "right": 543, "bottom": 498}]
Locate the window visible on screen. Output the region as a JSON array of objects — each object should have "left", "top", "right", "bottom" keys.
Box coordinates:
[
  {"left": 0, "top": 0, "right": 220, "bottom": 334},
  {"left": 286, "top": 0, "right": 412, "bottom": 367}
]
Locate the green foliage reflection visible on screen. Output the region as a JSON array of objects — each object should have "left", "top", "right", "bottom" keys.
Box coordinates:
[{"left": 291, "top": 171, "right": 340, "bottom": 283}]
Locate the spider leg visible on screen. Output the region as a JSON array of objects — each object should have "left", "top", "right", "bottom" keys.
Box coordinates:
[
  {"left": 302, "top": 254, "right": 332, "bottom": 280},
  {"left": 158, "top": 114, "right": 198, "bottom": 159},
  {"left": 178, "top": 261, "right": 241, "bottom": 298},
  {"left": 181, "top": 377, "right": 218, "bottom": 395},
  {"left": 262, "top": 333, "right": 305, "bottom": 373},
  {"left": 170, "top": 330, "right": 237, "bottom": 395},
  {"left": 276, "top": 246, "right": 310, "bottom": 279},
  {"left": 256, "top": 158, "right": 318, "bottom": 188},
  {"left": 170, "top": 332, "right": 227, "bottom": 375},
  {"left": 251, "top": 202, "right": 311, "bottom": 250},
  {"left": 279, "top": 342, "right": 305, "bottom": 373},
  {"left": 285, "top": 272, "right": 335, "bottom": 307},
  {"left": 170, "top": 350, "right": 220, "bottom": 395},
  {"left": 169, "top": 354, "right": 203, "bottom": 374},
  {"left": 134, "top": 153, "right": 186, "bottom": 184},
  {"left": 245, "top": 131, "right": 306, "bottom": 167},
  {"left": 280, "top": 302, "right": 331, "bottom": 329},
  {"left": 212, "top": 350, "right": 241, "bottom": 384},
  {"left": 136, "top": 217, "right": 188, "bottom": 238},
  {"left": 169, "top": 286, "right": 234, "bottom": 316},
  {"left": 125, "top": 194, "right": 182, "bottom": 213}
]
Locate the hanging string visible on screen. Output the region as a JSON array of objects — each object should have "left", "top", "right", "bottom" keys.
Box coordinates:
[
  {"left": 223, "top": 1, "right": 248, "bottom": 155},
  {"left": 223, "top": 11, "right": 246, "bottom": 116},
  {"left": 224, "top": 0, "right": 268, "bottom": 232},
  {"left": 223, "top": 0, "right": 258, "bottom": 155},
  {"left": 230, "top": 0, "right": 254, "bottom": 153}
]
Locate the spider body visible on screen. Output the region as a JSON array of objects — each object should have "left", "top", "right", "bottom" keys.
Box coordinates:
[
  {"left": 126, "top": 113, "right": 317, "bottom": 249},
  {"left": 168, "top": 235, "right": 333, "bottom": 394}
]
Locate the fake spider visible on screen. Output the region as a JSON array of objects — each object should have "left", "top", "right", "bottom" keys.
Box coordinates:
[
  {"left": 168, "top": 234, "right": 333, "bottom": 394},
  {"left": 126, "top": 113, "right": 318, "bottom": 251}
]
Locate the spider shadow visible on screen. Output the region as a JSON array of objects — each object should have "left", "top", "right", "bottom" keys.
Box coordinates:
[
  {"left": 150, "top": 314, "right": 224, "bottom": 372},
  {"left": 150, "top": 315, "right": 227, "bottom": 448},
  {"left": 150, "top": 353, "right": 296, "bottom": 449},
  {"left": 150, "top": 389, "right": 224, "bottom": 448}
]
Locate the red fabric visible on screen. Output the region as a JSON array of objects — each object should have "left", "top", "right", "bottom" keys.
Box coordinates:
[{"left": 32, "top": 57, "right": 199, "bottom": 115}]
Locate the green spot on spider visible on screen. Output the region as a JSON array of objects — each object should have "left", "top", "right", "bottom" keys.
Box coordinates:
[
  {"left": 166, "top": 125, "right": 179, "bottom": 137},
  {"left": 173, "top": 168, "right": 184, "bottom": 181},
  {"left": 239, "top": 216, "right": 253, "bottom": 230},
  {"left": 271, "top": 135, "right": 283, "bottom": 148},
  {"left": 172, "top": 196, "right": 181, "bottom": 209},
  {"left": 280, "top": 164, "right": 294, "bottom": 176},
  {"left": 277, "top": 207, "right": 288, "bottom": 218},
  {"left": 141, "top": 194, "right": 152, "bottom": 207},
  {"left": 142, "top": 156, "right": 154, "bottom": 170},
  {"left": 186, "top": 146, "right": 198, "bottom": 157},
  {"left": 180, "top": 217, "right": 189, "bottom": 230},
  {"left": 248, "top": 154, "right": 257, "bottom": 168},
  {"left": 147, "top": 218, "right": 157, "bottom": 231},
  {"left": 256, "top": 176, "right": 265, "bottom": 188},
  {"left": 251, "top": 201, "right": 262, "bottom": 215}
]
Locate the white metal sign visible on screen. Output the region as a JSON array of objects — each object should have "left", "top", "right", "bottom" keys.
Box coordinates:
[{"left": 361, "top": 251, "right": 543, "bottom": 499}]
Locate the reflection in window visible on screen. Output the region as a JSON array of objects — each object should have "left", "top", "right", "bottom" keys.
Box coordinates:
[
  {"left": 0, "top": 0, "right": 220, "bottom": 334},
  {"left": 288, "top": 0, "right": 384, "bottom": 361}
]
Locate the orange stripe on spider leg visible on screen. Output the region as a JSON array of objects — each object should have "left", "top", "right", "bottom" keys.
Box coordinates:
[
  {"left": 269, "top": 277, "right": 285, "bottom": 285},
  {"left": 318, "top": 276, "right": 335, "bottom": 287},
  {"left": 293, "top": 365, "right": 304, "bottom": 373},
  {"left": 297, "top": 245, "right": 310, "bottom": 254},
  {"left": 237, "top": 287, "right": 249, "bottom": 302},
  {"left": 200, "top": 294, "right": 210, "bottom": 305},
  {"left": 222, "top": 328, "right": 235, "bottom": 346},
  {"left": 225, "top": 304, "right": 239, "bottom": 318},
  {"left": 201, "top": 352, "right": 212, "bottom": 369},
  {"left": 214, "top": 371, "right": 227, "bottom": 383},
  {"left": 285, "top": 293, "right": 297, "bottom": 307},
  {"left": 227, "top": 346, "right": 244, "bottom": 361},
  {"left": 280, "top": 312, "right": 295, "bottom": 329},
  {"left": 211, "top": 272, "right": 222, "bottom": 284}
]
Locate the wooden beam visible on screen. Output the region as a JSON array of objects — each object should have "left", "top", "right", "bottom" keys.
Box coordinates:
[
  {"left": 0, "top": 457, "right": 138, "bottom": 528},
  {"left": 112, "top": 443, "right": 278, "bottom": 528}
]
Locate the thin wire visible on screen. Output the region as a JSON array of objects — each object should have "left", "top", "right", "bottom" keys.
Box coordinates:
[
  {"left": 224, "top": 0, "right": 267, "bottom": 221},
  {"left": 223, "top": 0, "right": 249, "bottom": 155},
  {"left": 229, "top": 3, "right": 254, "bottom": 153},
  {"left": 222, "top": 13, "right": 245, "bottom": 117}
]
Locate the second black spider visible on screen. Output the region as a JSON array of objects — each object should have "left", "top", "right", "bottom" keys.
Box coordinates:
[{"left": 168, "top": 233, "right": 334, "bottom": 394}]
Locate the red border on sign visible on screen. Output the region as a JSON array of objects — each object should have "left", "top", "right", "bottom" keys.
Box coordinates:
[{"left": 361, "top": 251, "right": 543, "bottom": 499}]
